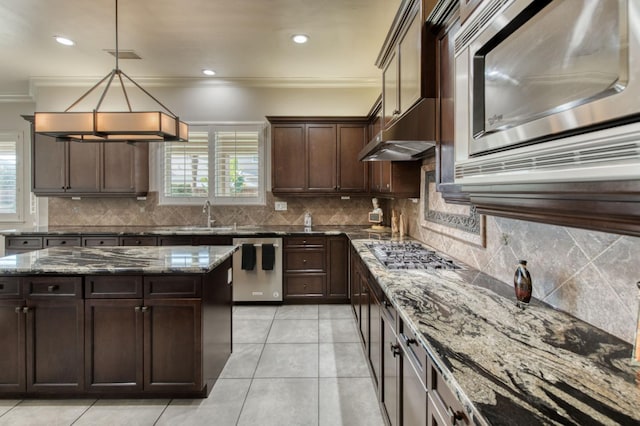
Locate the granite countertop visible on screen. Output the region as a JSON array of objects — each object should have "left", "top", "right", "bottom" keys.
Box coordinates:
[
  {"left": 0, "top": 225, "right": 387, "bottom": 237},
  {"left": 350, "top": 239, "right": 640, "bottom": 426},
  {"left": 0, "top": 245, "right": 238, "bottom": 275}
]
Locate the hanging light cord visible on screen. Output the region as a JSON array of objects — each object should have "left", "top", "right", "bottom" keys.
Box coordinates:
[{"left": 63, "top": 0, "right": 179, "bottom": 119}]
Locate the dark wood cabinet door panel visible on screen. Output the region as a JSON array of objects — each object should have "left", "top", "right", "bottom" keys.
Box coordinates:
[
  {"left": 25, "top": 277, "right": 83, "bottom": 299},
  {"left": 337, "top": 124, "right": 368, "bottom": 192},
  {"left": 284, "top": 275, "right": 325, "bottom": 297},
  {"left": 67, "top": 142, "right": 100, "bottom": 193},
  {"left": 403, "top": 352, "right": 427, "bottom": 426},
  {"left": 85, "top": 299, "right": 143, "bottom": 392},
  {"left": 102, "top": 142, "right": 134, "bottom": 192},
  {"left": 307, "top": 124, "right": 337, "bottom": 192},
  {"left": 381, "top": 313, "right": 399, "bottom": 426},
  {"left": 285, "top": 250, "right": 326, "bottom": 272},
  {"left": 32, "top": 134, "right": 66, "bottom": 193},
  {"left": 0, "top": 299, "right": 26, "bottom": 392},
  {"left": 26, "top": 299, "right": 84, "bottom": 393},
  {"left": 327, "top": 236, "right": 348, "bottom": 298},
  {"left": 272, "top": 124, "right": 306, "bottom": 192},
  {"left": 144, "top": 299, "right": 202, "bottom": 392},
  {"left": 144, "top": 275, "right": 202, "bottom": 298},
  {"left": 85, "top": 275, "right": 143, "bottom": 299},
  {"left": 0, "top": 277, "right": 22, "bottom": 299}
]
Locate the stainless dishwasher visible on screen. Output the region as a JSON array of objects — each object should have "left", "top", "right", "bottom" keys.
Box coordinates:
[{"left": 232, "top": 237, "right": 283, "bottom": 302}]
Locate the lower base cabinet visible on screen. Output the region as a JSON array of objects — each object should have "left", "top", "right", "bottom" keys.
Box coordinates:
[{"left": 0, "top": 259, "right": 232, "bottom": 398}]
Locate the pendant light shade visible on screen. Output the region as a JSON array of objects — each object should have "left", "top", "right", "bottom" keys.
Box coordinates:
[{"left": 34, "top": 0, "right": 188, "bottom": 143}]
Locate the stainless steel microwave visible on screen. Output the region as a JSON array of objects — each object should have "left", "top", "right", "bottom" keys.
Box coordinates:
[{"left": 454, "top": 0, "right": 640, "bottom": 184}]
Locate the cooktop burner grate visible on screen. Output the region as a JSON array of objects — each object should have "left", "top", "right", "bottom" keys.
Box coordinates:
[{"left": 365, "top": 241, "right": 462, "bottom": 270}]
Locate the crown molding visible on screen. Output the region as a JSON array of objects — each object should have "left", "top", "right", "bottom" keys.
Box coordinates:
[
  {"left": 29, "top": 76, "right": 380, "bottom": 89},
  {"left": 0, "top": 94, "right": 35, "bottom": 103}
]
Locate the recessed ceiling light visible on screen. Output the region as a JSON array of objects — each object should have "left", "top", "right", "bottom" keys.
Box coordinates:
[
  {"left": 54, "top": 36, "right": 75, "bottom": 46},
  {"left": 292, "top": 34, "right": 309, "bottom": 44},
  {"left": 202, "top": 69, "right": 216, "bottom": 76}
]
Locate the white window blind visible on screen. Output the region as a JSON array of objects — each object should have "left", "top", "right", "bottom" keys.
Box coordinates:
[
  {"left": 161, "top": 123, "right": 265, "bottom": 206},
  {"left": 213, "top": 128, "right": 260, "bottom": 199},
  {"left": 0, "top": 139, "right": 17, "bottom": 215},
  {"left": 163, "top": 131, "right": 209, "bottom": 198}
]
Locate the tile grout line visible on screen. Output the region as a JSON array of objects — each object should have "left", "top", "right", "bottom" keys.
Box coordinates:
[
  {"left": 152, "top": 399, "right": 173, "bottom": 426},
  {"left": 69, "top": 398, "right": 98, "bottom": 426}
]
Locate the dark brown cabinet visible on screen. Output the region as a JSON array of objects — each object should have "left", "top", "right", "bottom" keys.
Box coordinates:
[
  {"left": 435, "top": 12, "right": 468, "bottom": 204},
  {"left": 24, "top": 277, "right": 85, "bottom": 394},
  {"left": 283, "top": 236, "right": 348, "bottom": 303},
  {"left": 381, "top": 301, "right": 400, "bottom": 426},
  {"left": 0, "top": 298, "right": 26, "bottom": 392},
  {"left": 268, "top": 117, "right": 369, "bottom": 196},
  {"left": 370, "top": 161, "right": 421, "bottom": 198},
  {"left": 25, "top": 116, "right": 149, "bottom": 197}
]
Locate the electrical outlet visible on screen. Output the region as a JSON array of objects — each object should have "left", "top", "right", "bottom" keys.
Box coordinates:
[{"left": 274, "top": 201, "right": 287, "bottom": 211}]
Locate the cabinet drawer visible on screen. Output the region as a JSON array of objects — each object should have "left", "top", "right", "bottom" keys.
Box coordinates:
[
  {"left": 82, "top": 237, "right": 119, "bottom": 247},
  {"left": 284, "top": 236, "right": 326, "bottom": 248},
  {"left": 25, "top": 277, "right": 83, "bottom": 299},
  {"left": 193, "top": 236, "right": 232, "bottom": 245},
  {"left": 44, "top": 236, "right": 81, "bottom": 247},
  {"left": 0, "top": 277, "right": 22, "bottom": 298},
  {"left": 285, "top": 250, "right": 326, "bottom": 272},
  {"left": 85, "top": 275, "right": 143, "bottom": 298},
  {"left": 144, "top": 275, "right": 202, "bottom": 298},
  {"left": 381, "top": 295, "right": 397, "bottom": 329},
  {"left": 6, "top": 237, "right": 42, "bottom": 250},
  {"left": 400, "top": 322, "right": 427, "bottom": 387},
  {"left": 285, "top": 275, "right": 325, "bottom": 296},
  {"left": 158, "top": 236, "right": 193, "bottom": 246},
  {"left": 119, "top": 236, "right": 157, "bottom": 246},
  {"left": 427, "top": 356, "right": 470, "bottom": 426}
]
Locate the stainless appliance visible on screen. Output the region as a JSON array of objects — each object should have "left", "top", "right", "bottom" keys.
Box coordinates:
[
  {"left": 365, "top": 241, "right": 462, "bottom": 270},
  {"left": 454, "top": 0, "right": 640, "bottom": 184},
  {"left": 232, "top": 237, "right": 282, "bottom": 302}
]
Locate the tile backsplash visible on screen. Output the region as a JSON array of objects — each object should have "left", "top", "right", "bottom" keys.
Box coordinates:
[
  {"left": 48, "top": 192, "right": 373, "bottom": 227},
  {"left": 391, "top": 162, "right": 640, "bottom": 344}
]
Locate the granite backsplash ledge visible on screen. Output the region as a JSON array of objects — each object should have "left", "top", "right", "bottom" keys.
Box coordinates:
[{"left": 48, "top": 192, "right": 373, "bottom": 227}]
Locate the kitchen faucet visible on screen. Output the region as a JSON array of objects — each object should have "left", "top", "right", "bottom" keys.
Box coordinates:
[{"left": 202, "top": 200, "right": 215, "bottom": 228}]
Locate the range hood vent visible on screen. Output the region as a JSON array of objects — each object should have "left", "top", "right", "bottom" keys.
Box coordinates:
[{"left": 359, "top": 98, "right": 436, "bottom": 161}]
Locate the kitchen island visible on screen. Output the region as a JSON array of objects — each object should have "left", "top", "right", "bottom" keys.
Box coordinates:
[{"left": 0, "top": 245, "right": 237, "bottom": 398}]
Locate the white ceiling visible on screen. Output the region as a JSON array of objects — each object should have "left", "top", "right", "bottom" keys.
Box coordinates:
[{"left": 0, "top": 0, "right": 401, "bottom": 95}]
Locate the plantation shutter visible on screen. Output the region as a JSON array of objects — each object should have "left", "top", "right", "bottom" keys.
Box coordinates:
[
  {"left": 0, "top": 139, "right": 17, "bottom": 214},
  {"left": 163, "top": 131, "right": 209, "bottom": 197},
  {"left": 213, "top": 127, "right": 260, "bottom": 198}
]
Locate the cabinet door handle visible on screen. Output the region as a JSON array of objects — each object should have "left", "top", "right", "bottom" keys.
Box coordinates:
[
  {"left": 392, "top": 109, "right": 400, "bottom": 115},
  {"left": 450, "top": 409, "right": 466, "bottom": 426},
  {"left": 0, "top": 283, "right": 4, "bottom": 290},
  {"left": 390, "top": 343, "right": 401, "bottom": 357},
  {"left": 22, "top": 307, "right": 30, "bottom": 314},
  {"left": 141, "top": 306, "right": 149, "bottom": 313},
  {"left": 134, "top": 306, "right": 141, "bottom": 312},
  {"left": 15, "top": 306, "right": 22, "bottom": 314},
  {"left": 47, "top": 285, "right": 59, "bottom": 292},
  {"left": 303, "top": 259, "right": 307, "bottom": 263}
]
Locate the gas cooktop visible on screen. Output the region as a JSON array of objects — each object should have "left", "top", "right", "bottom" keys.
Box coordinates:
[{"left": 365, "top": 241, "right": 463, "bottom": 271}]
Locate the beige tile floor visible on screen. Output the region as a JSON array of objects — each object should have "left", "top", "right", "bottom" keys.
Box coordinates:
[{"left": 0, "top": 304, "right": 384, "bottom": 426}]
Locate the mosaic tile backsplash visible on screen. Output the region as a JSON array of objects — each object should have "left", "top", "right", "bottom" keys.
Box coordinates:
[
  {"left": 48, "top": 192, "right": 373, "bottom": 227},
  {"left": 391, "top": 161, "right": 640, "bottom": 344}
]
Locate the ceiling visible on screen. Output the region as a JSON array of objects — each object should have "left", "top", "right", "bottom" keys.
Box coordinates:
[{"left": 0, "top": 0, "right": 401, "bottom": 95}]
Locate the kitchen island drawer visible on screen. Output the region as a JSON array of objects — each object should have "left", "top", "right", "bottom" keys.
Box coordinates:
[
  {"left": 0, "top": 277, "right": 22, "bottom": 298},
  {"left": 284, "top": 236, "right": 326, "bottom": 248},
  {"left": 25, "top": 277, "right": 83, "bottom": 298},
  {"left": 285, "top": 250, "right": 326, "bottom": 272},
  {"left": 44, "top": 236, "right": 81, "bottom": 247},
  {"left": 6, "top": 237, "right": 43, "bottom": 250},
  {"left": 284, "top": 275, "right": 325, "bottom": 297},
  {"left": 85, "top": 275, "right": 143, "bottom": 298},
  {"left": 82, "top": 236, "right": 119, "bottom": 247},
  {"left": 119, "top": 236, "right": 157, "bottom": 246},
  {"left": 144, "top": 275, "right": 202, "bottom": 298}
]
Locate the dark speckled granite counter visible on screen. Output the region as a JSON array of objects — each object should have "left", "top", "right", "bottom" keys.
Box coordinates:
[
  {"left": 0, "top": 245, "right": 238, "bottom": 275},
  {"left": 350, "top": 239, "right": 640, "bottom": 426}
]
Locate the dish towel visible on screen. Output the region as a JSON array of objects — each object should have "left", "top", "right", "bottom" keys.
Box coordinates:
[
  {"left": 262, "top": 244, "right": 275, "bottom": 270},
  {"left": 241, "top": 244, "right": 256, "bottom": 270}
]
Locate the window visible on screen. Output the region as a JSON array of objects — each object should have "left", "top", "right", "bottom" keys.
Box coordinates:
[
  {"left": 161, "top": 123, "right": 265, "bottom": 205},
  {"left": 0, "top": 133, "right": 22, "bottom": 222}
]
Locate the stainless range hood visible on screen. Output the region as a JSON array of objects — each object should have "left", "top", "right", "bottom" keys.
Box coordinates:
[{"left": 359, "top": 98, "right": 436, "bottom": 161}]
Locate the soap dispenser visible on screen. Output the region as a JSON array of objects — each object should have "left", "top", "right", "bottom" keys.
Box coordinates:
[
  {"left": 514, "top": 260, "right": 532, "bottom": 308},
  {"left": 304, "top": 212, "right": 312, "bottom": 227}
]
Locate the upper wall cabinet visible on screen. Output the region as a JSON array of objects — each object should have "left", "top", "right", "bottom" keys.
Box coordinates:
[
  {"left": 378, "top": 0, "right": 438, "bottom": 128},
  {"left": 268, "top": 117, "right": 368, "bottom": 196},
  {"left": 24, "top": 116, "right": 149, "bottom": 197}
]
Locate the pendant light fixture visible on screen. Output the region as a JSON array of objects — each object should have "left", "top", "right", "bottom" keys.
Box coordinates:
[{"left": 34, "top": 0, "right": 188, "bottom": 142}]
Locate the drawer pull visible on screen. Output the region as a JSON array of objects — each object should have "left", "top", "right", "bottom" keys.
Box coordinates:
[
  {"left": 383, "top": 300, "right": 391, "bottom": 307},
  {"left": 22, "top": 240, "right": 28, "bottom": 245},
  {"left": 390, "top": 342, "right": 401, "bottom": 357},
  {"left": 99, "top": 241, "right": 104, "bottom": 245},
  {"left": 136, "top": 240, "right": 142, "bottom": 245},
  {"left": 303, "top": 259, "right": 307, "bottom": 263},
  {"left": 60, "top": 240, "right": 66, "bottom": 245},
  {"left": 47, "top": 285, "right": 59, "bottom": 292},
  {"left": 303, "top": 240, "right": 307, "bottom": 244},
  {"left": 0, "top": 283, "right": 3, "bottom": 290},
  {"left": 407, "top": 338, "right": 417, "bottom": 346},
  {"left": 451, "top": 409, "right": 466, "bottom": 426}
]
